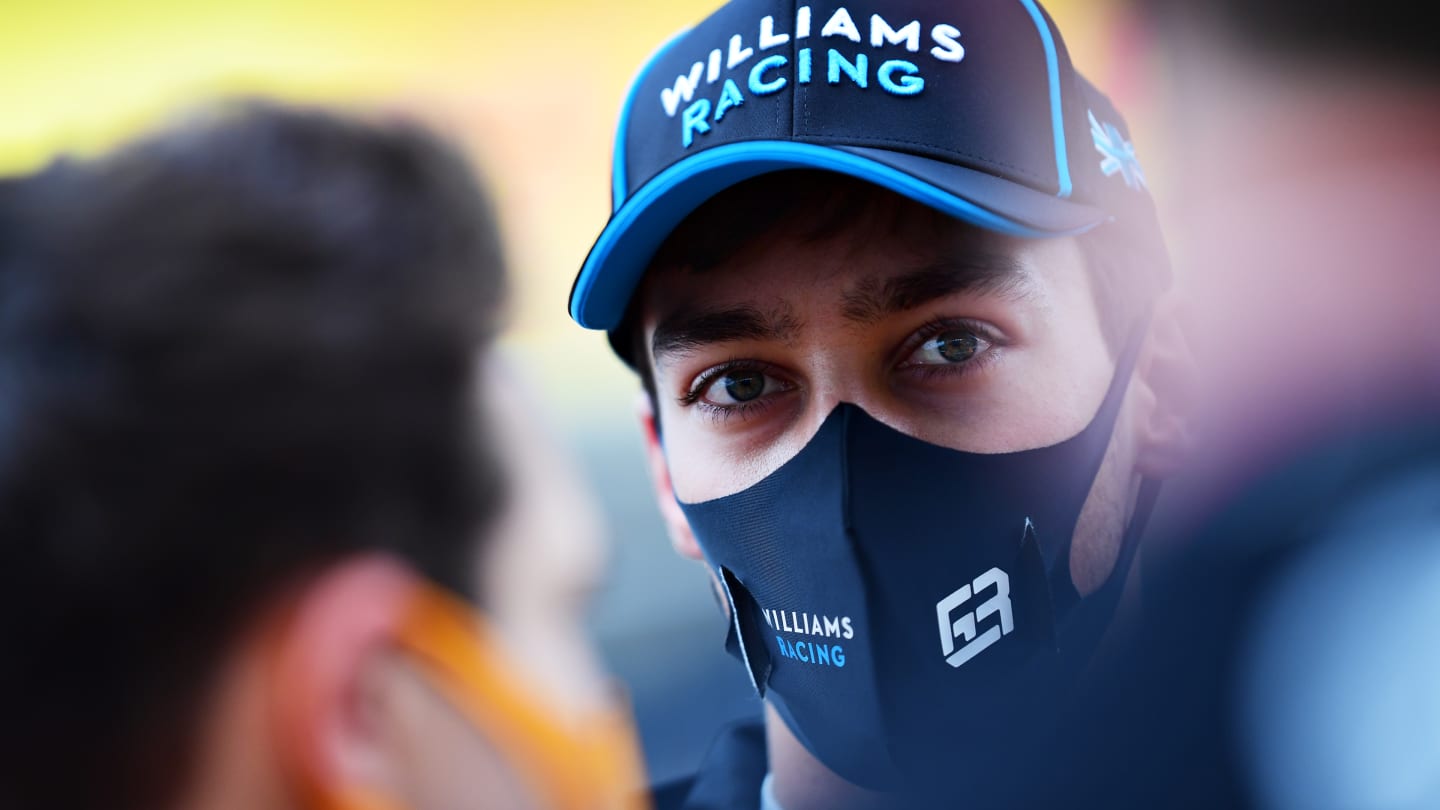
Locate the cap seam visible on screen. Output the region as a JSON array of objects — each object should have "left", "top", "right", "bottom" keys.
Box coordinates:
[{"left": 1017, "top": 0, "right": 1073, "bottom": 197}]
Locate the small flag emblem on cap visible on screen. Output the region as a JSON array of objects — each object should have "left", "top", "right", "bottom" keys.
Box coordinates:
[{"left": 1090, "top": 110, "right": 1147, "bottom": 192}]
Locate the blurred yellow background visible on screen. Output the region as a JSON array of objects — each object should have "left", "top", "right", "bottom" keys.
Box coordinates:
[{"left": 1, "top": 0, "right": 1158, "bottom": 420}]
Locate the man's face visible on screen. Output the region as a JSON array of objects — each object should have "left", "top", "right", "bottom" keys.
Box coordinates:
[
  {"left": 644, "top": 213, "right": 1114, "bottom": 490},
  {"left": 636, "top": 195, "right": 1155, "bottom": 596}
]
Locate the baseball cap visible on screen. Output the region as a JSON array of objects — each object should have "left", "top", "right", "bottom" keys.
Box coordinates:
[{"left": 570, "top": 0, "right": 1162, "bottom": 332}]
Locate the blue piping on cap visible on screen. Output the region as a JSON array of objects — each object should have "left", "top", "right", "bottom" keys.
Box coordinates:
[
  {"left": 1017, "top": 0, "right": 1073, "bottom": 198},
  {"left": 573, "top": 140, "right": 1100, "bottom": 329}
]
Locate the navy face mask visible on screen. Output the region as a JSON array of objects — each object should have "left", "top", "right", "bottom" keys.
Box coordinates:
[{"left": 677, "top": 326, "right": 1159, "bottom": 798}]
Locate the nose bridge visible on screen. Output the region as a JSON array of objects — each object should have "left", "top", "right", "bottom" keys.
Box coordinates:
[{"left": 798, "top": 332, "right": 886, "bottom": 432}]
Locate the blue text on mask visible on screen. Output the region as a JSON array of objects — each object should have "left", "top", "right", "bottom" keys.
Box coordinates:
[{"left": 776, "top": 636, "right": 847, "bottom": 668}]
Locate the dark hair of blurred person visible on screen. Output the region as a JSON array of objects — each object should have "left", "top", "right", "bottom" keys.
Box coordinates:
[
  {"left": 1051, "top": 4, "right": 1440, "bottom": 809},
  {"left": 0, "top": 102, "right": 646, "bottom": 810}
]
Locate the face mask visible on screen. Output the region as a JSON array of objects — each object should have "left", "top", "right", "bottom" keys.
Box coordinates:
[
  {"left": 280, "top": 579, "right": 651, "bottom": 810},
  {"left": 677, "top": 325, "right": 1159, "bottom": 798}
]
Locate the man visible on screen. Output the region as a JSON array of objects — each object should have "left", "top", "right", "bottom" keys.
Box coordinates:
[
  {"left": 0, "top": 102, "right": 648, "bottom": 810},
  {"left": 568, "top": 1, "right": 1191, "bottom": 807},
  {"left": 1054, "top": 3, "right": 1440, "bottom": 807}
]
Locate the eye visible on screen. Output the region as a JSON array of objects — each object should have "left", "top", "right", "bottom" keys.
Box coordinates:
[
  {"left": 904, "top": 328, "right": 992, "bottom": 367},
  {"left": 679, "top": 360, "right": 798, "bottom": 424},
  {"left": 699, "top": 367, "right": 784, "bottom": 406}
]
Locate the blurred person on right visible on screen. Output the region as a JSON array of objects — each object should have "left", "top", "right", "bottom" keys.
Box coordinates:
[{"left": 1058, "top": 3, "right": 1440, "bottom": 808}]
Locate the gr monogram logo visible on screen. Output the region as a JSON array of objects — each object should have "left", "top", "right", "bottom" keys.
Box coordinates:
[{"left": 936, "top": 567, "right": 1014, "bottom": 669}]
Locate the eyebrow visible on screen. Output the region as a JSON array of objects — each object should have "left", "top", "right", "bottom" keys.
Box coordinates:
[
  {"left": 839, "top": 256, "right": 1033, "bottom": 325},
  {"left": 651, "top": 303, "right": 802, "bottom": 366}
]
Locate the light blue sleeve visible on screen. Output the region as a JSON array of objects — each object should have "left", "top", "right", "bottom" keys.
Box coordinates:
[{"left": 1239, "top": 466, "right": 1440, "bottom": 810}]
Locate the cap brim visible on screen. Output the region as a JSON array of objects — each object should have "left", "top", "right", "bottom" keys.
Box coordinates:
[{"left": 570, "top": 141, "right": 1105, "bottom": 330}]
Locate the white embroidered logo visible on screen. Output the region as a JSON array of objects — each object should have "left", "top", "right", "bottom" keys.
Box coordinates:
[
  {"left": 1089, "top": 110, "right": 1147, "bottom": 191},
  {"left": 936, "top": 567, "right": 1014, "bottom": 669}
]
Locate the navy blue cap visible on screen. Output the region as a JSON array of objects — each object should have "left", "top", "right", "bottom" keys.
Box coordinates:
[{"left": 570, "top": 0, "right": 1160, "bottom": 331}]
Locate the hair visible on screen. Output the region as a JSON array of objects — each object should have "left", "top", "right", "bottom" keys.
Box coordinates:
[
  {"left": 614, "top": 171, "right": 1167, "bottom": 425},
  {"left": 0, "top": 101, "right": 508, "bottom": 810},
  {"left": 1138, "top": 0, "right": 1440, "bottom": 75}
]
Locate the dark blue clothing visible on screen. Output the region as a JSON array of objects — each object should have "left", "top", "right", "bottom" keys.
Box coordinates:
[{"left": 654, "top": 720, "right": 767, "bottom": 810}]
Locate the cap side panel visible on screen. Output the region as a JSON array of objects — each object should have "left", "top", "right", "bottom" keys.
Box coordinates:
[{"left": 1017, "top": 0, "right": 1072, "bottom": 198}]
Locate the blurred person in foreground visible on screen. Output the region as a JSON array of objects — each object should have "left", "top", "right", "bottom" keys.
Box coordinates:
[
  {"left": 0, "top": 102, "right": 648, "bottom": 810},
  {"left": 566, "top": 1, "right": 1195, "bottom": 807},
  {"left": 1056, "top": 2, "right": 1440, "bottom": 808}
]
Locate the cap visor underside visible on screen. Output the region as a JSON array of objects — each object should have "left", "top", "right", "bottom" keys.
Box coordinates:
[{"left": 571, "top": 141, "right": 1104, "bottom": 330}]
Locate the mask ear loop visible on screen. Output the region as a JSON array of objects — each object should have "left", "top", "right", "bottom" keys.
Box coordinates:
[
  {"left": 1095, "top": 309, "right": 1166, "bottom": 604},
  {"left": 1112, "top": 476, "right": 1162, "bottom": 597},
  {"left": 1052, "top": 314, "right": 1160, "bottom": 621},
  {"left": 1045, "top": 476, "right": 1164, "bottom": 684}
]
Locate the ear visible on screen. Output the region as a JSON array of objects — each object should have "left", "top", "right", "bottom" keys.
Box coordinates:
[
  {"left": 1133, "top": 292, "right": 1198, "bottom": 478},
  {"left": 270, "top": 555, "right": 418, "bottom": 808},
  {"left": 635, "top": 392, "right": 705, "bottom": 561}
]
